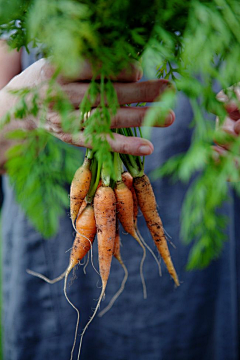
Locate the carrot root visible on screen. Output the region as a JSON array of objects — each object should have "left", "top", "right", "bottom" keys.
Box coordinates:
[
  {"left": 83, "top": 252, "right": 90, "bottom": 274},
  {"left": 77, "top": 284, "right": 106, "bottom": 360},
  {"left": 134, "top": 233, "right": 147, "bottom": 299},
  {"left": 26, "top": 269, "right": 67, "bottom": 284},
  {"left": 136, "top": 227, "right": 162, "bottom": 277},
  {"left": 98, "top": 260, "right": 128, "bottom": 317},
  {"left": 64, "top": 266, "right": 80, "bottom": 360}
]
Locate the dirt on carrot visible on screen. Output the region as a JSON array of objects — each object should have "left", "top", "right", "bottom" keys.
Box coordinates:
[
  {"left": 133, "top": 174, "right": 179, "bottom": 287},
  {"left": 70, "top": 157, "right": 92, "bottom": 226}
]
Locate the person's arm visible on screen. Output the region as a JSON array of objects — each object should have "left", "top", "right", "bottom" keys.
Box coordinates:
[
  {"left": 0, "top": 40, "right": 22, "bottom": 88},
  {"left": 0, "top": 40, "right": 23, "bottom": 174}
]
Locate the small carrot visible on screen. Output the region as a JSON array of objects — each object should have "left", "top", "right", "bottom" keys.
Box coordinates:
[
  {"left": 114, "top": 180, "right": 147, "bottom": 298},
  {"left": 69, "top": 204, "right": 96, "bottom": 270},
  {"left": 121, "top": 172, "right": 161, "bottom": 277},
  {"left": 113, "top": 221, "right": 122, "bottom": 262},
  {"left": 133, "top": 174, "right": 179, "bottom": 286},
  {"left": 77, "top": 199, "right": 87, "bottom": 217},
  {"left": 70, "top": 157, "right": 91, "bottom": 226},
  {"left": 95, "top": 186, "right": 116, "bottom": 288},
  {"left": 99, "top": 220, "right": 128, "bottom": 317},
  {"left": 77, "top": 185, "right": 116, "bottom": 360},
  {"left": 121, "top": 171, "right": 138, "bottom": 227}
]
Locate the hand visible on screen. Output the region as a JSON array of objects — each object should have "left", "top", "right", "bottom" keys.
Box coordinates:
[
  {"left": 1, "top": 58, "right": 175, "bottom": 161},
  {"left": 214, "top": 86, "right": 240, "bottom": 155}
]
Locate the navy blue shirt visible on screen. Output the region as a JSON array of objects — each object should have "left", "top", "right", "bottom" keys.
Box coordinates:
[{"left": 1, "top": 50, "right": 239, "bottom": 360}]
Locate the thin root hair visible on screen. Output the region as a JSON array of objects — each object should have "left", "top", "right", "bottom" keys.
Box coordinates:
[
  {"left": 164, "top": 228, "right": 176, "bottom": 249},
  {"left": 98, "top": 261, "right": 128, "bottom": 317},
  {"left": 163, "top": 227, "right": 173, "bottom": 240},
  {"left": 134, "top": 233, "right": 147, "bottom": 299},
  {"left": 136, "top": 228, "right": 162, "bottom": 277},
  {"left": 77, "top": 285, "right": 106, "bottom": 360},
  {"left": 73, "top": 222, "right": 100, "bottom": 276},
  {"left": 64, "top": 272, "right": 80, "bottom": 360},
  {"left": 26, "top": 269, "right": 67, "bottom": 284},
  {"left": 83, "top": 252, "right": 90, "bottom": 274}
]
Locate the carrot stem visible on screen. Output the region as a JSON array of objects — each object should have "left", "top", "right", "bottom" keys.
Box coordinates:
[
  {"left": 114, "top": 152, "right": 122, "bottom": 182},
  {"left": 101, "top": 161, "right": 111, "bottom": 186},
  {"left": 86, "top": 157, "right": 101, "bottom": 202},
  {"left": 86, "top": 148, "right": 94, "bottom": 160}
]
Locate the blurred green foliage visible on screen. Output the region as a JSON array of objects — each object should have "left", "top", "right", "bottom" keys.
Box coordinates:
[{"left": 1, "top": 0, "right": 240, "bottom": 268}]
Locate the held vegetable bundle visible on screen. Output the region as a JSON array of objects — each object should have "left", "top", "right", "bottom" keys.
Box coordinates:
[
  {"left": 1, "top": 0, "right": 240, "bottom": 269},
  {"left": 28, "top": 143, "right": 179, "bottom": 359},
  {"left": 1, "top": 0, "right": 240, "bottom": 358}
]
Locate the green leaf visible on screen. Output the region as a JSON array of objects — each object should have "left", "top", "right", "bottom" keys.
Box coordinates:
[{"left": 6, "top": 130, "right": 81, "bottom": 238}]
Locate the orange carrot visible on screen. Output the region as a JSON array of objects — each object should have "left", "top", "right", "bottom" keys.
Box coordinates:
[
  {"left": 94, "top": 186, "right": 116, "bottom": 288},
  {"left": 114, "top": 180, "right": 147, "bottom": 298},
  {"left": 99, "top": 220, "right": 128, "bottom": 317},
  {"left": 70, "top": 157, "right": 91, "bottom": 226},
  {"left": 69, "top": 204, "right": 96, "bottom": 269},
  {"left": 77, "top": 186, "right": 116, "bottom": 359},
  {"left": 121, "top": 173, "right": 162, "bottom": 277},
  {"left": 113, "top": 221, "right": 122, "bottom": 262},
  {"left": 133, "top": 174, "right": 179, "bottom": 286},
  {"left": 77, "top": 199, "right": 87, "bottom": 218},
  {"left": 122, "top": 171, "right": 138, "bottom": 227},
  {"left": 27, "top": 203, "right": 96, "bottom": 284}
]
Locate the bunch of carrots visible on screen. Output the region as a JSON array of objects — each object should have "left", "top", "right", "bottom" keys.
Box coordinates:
[{"left": 28, "top": 127, "right": 179, "bottom": 360}]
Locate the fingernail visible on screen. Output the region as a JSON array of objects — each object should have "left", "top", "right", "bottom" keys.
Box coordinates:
[
  {"left": 139, "top": 145, "right": 153, "bottom": 155},
  {"left": 165, "top": 112, "right": 175, "bottom": 125},
  {"left": 217, "top": 96, "right": 227, "bottom": 102}
]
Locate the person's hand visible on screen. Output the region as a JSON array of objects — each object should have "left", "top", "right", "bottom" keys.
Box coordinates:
[
  {"left": 3, "top": 58, "right": 175, "bottom": 156},
  {"left": 214, "top": 86, "right": 240, "bottom": 155}
]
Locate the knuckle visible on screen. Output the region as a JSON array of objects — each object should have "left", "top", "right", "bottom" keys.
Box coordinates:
[
  {"left": 39, "top": 84, "right": 48, "bottom": 100},
  {"left": 48, "top": 112, "right": 61, "bottom": 126},
  {"left": 119, "top": 142, "right": 130, "bottom": 154},
  {"left": 111, "top": 113, "right": 119, "bottom": 128},
  {"left": 136, "top": 110, "right": 144, "bottom": 127},
  {"left": 41, "top": 61, "right": 55, "bottom": 81},
  {"left": 140, "top": 82, "right": 148, "bottom": 100},
  {"left": 59, "top": 132, "right": 72, "bottom": 143}
]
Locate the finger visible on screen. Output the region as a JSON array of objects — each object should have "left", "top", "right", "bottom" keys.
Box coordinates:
[
  {"left": 217, "top": 88, "right": 240, "bottom": 120},
  {"left": 41, "top": 59, "right": 143, "bottom": 83},
  {"left": 217, "top": 86, "right": 240, "bottom": 103},
  {"left": 214, "top": 116, "right": 237, "bottom": 150},
  {"left": 49, "top": 129, "right": 154, "bottom": 156},
  {"left": 110, "top": 107, "right": 175, "bottom": 128},
  {"left": 221, "top": 116, "right": 238, "bottom": 135},
  {"left": 62, "top": 79, "right": 173, "bottom": 108},
  {"left": 46, "top": 106, "right": 175, "bottom": 133},
  {"left": 212, "top": 145, "right": 228, "bottom": 156},
  {"left": 212, "top": 145, "right": 240, "bottom": 182},
  {"left": 106, "top": 133, "right": 154, "bottom": 156},
  {"left": 216, "top": 116, "right": 237, "bottom": 135}
]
